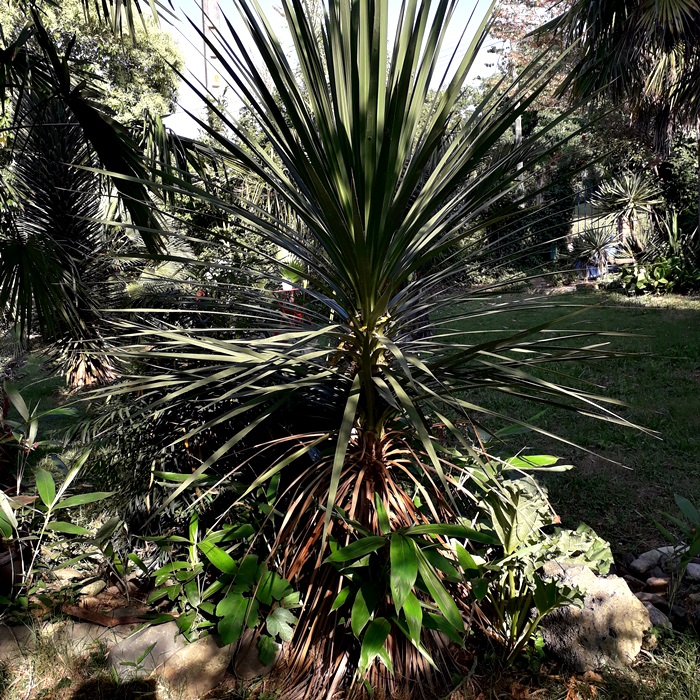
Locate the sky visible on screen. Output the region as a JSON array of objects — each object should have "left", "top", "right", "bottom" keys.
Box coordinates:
[{"left": 162, "top": 0, "right": 498, "bottom": 137}]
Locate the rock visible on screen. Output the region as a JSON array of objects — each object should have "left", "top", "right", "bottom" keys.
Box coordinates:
[
  {"left": 649, "top": 566, "right": 666, "bottom": 579},
  {"left": 658, "top": 544, "right": 685, "bottom": 555},
  {"left": 615, "top": 564, "right": 630, "bottom": 578},
  {"left": 645, "top": 577, "right": 670, "bottom": 594},
  {"left": 79, "top": 580, "right": 107, "bottom": 597},
  {"left": 540, "top": 562, "right": 650, "bottom": 672},
  {"left": 105, "top": 585, "right": 121, "bottom": 596},
  {"left": 0, "top": 624, "right": 35, "bottom": 662},
  {"left": 670, "top": 605, "right": 688, "bottom": 629},
  {"left": 659, "top": 549, "right": 687, "bottom": 569},
  {"left": 108, "top": 622, "right": 187, "bottom": 680},
  {"left": 644, "top": 604, "right": 672, "bottom": 630},
  {"left": 685, "top": 563, "right": 700, "bottom": 582},
  {"left": 234, "top": 629, "right": 280, "bottom": 680},
  {"left": 629, "top": 546, "right": 682, "bottom": 577},
  {"left": 635, "top": 591, "right": 669, "bottom": 614},
  {"left": 620, "top": 552, "right": 635, "bottom": 567},
  {"left": 687, "top": 592, "right": 700, "bottom": 604},
  {"left": 629, "top": 550, "right": 663, "bottom": 576},
  {"left": 623, "top": 575, "right": 645, "bottom": 592},
  {"left": 0, "top": 621, "right": 138, "bottom": 664},
  {"left": 42, "top": 621, "right": 135, "bottom": 655},
  {"left": 52, "top": 567, "right": 82, "bottom": 582},
  {"left": 161, "top": 634, "right": 234, "bottom": 699}
]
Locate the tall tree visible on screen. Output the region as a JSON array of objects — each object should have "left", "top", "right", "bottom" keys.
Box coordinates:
[
  {"left": 549, "top": 0, "right": 700, "bottom": 247},
  {"left": 0, "top": 0, "right": 182, "bottom": 123},
  {"left": 0, "top": 98, "right": 118, "bottom": 385},
  {"left": 0, "top": 1, "right": 188, "bottom": 382}
]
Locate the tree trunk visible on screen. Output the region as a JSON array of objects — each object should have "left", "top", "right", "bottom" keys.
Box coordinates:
[{"left": 697, "top": 117, "right": 700, "bottom": 250}]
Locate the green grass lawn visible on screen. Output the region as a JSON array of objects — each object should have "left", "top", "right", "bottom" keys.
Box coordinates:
[{"left": 448, "top": 290, "right": 700, "bottom": 557}]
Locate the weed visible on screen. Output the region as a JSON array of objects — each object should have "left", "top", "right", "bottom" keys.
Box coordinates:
[
  {"left": 579, "top": 634, "right": 700, "bottom": 700},
  {"left": 0, "top": 661, "right": 10, "bottom": 697}
]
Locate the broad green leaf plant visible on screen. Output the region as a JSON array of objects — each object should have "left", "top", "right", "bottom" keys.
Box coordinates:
[{"left": 84, "top": 0, "right": 646, "bottom": 696}]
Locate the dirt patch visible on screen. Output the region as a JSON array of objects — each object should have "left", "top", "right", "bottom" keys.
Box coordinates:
[
  {"left": 633, "top": 484, "right": 666, "bottom": 506},
  {"left": 569, "top": 451, "right": 638, "bottom": 480}
]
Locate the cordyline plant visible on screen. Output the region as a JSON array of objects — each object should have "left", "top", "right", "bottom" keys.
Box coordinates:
[{"left": 88, "top": 0, "right": 644, "bottom": 697}]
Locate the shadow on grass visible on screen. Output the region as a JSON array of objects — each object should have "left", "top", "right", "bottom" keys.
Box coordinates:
[{"left": 70, "top": 678, "right": 157, "bottom": 700}]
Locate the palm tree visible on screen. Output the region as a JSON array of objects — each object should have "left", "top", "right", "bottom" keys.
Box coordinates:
[
  {"left": 87, "top": 1, "right": 647, "bottom": 697},
  {"left": 0, "top": 7, "right": 208, "bottom": 384},
  {"left": 549, "top": 0, "right": 700, "bottom": 247},
  {"left": 0, "top": 97, "right": 119, "bottom": 386}
]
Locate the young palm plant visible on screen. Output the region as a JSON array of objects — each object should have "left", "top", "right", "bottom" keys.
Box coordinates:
[
  {"left": 591, "top": 171, "right": 663, "bottom": 254},
  {"left": 96, "top": 1, "right": 645, "bottom": 697}
]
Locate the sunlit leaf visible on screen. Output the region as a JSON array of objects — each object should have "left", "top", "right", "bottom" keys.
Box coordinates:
[
  {"left": 35, "top": 469, "right": 56, "bottom": 509},
  {"left": 390, "top": 534, "right": 418, "bottom": 611}
]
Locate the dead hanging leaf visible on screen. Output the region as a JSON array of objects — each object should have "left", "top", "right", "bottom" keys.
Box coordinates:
[{"left": 7, "top": 495, "right": 37, "bottom": 508}]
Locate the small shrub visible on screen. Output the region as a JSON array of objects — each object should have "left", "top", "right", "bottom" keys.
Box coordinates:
[{"left": 617, "top": 255, "right": 700, "bottom": 295}]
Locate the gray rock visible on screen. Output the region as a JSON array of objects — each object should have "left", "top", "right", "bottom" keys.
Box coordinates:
[
  {"left": 0, "top": 622, "right": 137, "bottom": 664},
  {"left": 161, "top": 634, "right": 234, "bottom": 699},
  {"left": 0, "top": 624, "right": 35, "bottom": 662},
  {"left": 629, "top": 546, "right": 681, "bottom": 576},
  {"left": 42, "top": 621, "right": 135, "bottom": 655},
  {"left": 684, "top": 562, "right": 700, "bottom": 582},
  {"left": 234, "top": 629, "right": 280, "bottom": 680},
  {"left": 540, "top": 562, "right": 650, "bottom": 672},
  {"left": 108, "top": 621, "right": 187, "bottom": 680},
  {"left": 643, "top": 604, "right": 672, "bottom": 629},
  {"left": 635, "top": 591, "right": 669, "bottom": 614},
  {"left": 670, "top": 605, "right": 687, "bottom": 626}
]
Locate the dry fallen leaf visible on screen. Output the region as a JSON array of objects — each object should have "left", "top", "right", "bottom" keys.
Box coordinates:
[
  {"left": 565, "top": 677, "right": 579, "bottom": 700},
  {"left": 510, "top": 681, "right": 532, "bottom": 699},
  {"left": 565, "top": 676, "right": 599, "bottom": 700}
]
